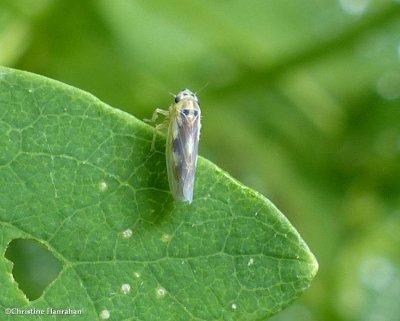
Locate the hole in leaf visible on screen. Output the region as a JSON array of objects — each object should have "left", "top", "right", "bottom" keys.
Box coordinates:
[{"left": 5, "top": 238, "right": 63, "bottom": 301}]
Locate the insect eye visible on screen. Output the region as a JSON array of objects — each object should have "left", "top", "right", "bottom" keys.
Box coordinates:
[
  {"left": 182, "top": 109, "right": 190, "bottom": 116},
  {"left": 174, "top": 96, "right": 181, "bottom": 103}
]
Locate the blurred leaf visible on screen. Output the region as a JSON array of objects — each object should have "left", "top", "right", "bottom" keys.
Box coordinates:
[{"left": 0, "top": 67, "right": 317, "bottom": 320}]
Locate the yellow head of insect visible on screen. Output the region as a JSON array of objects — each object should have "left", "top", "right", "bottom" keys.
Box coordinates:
[{"left": 174, "top": 89, "right": 200, "bottom": 105}]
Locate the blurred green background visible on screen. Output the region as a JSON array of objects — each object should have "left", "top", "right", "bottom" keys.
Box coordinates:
[{"left": 1, "top": 0, "right": 400, "bottom": 320}]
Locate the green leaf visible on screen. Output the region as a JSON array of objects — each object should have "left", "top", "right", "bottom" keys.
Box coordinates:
[{"left": 0, "top": 66, "right": 318, "bottom": 320}]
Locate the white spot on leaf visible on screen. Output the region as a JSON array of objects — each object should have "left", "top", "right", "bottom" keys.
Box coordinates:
[
  {"left": 248, "top": 258, "right": 254, "bottom": 266},
  {"left": 231, "top": 303, "right": 237, "bottom": 310},
  {"left": 99, "top": 309, "right": 110, "bottom": 319},
  {"left": 161, "top": 233, "right": 171, "bottom": 243},
  {"left": 156, "top": 286, "right": 167, "bottom": 298},
  {"left": 134, "top": 272, "right": 141, "bottom": 278},
  {"left": 98, "top": 181, "right": 108, "bottom": 192},
  {"left": 121, "top": 283, "right": 131, "bottom": 294},
  {"left": 122, "top": 229, "right": 133, "bottom": 239}
]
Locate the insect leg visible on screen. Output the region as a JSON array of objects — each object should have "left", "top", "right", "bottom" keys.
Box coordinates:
[
  {"left": 153, "top": 108, "right": 169, "bottom": 120},
  {"left": 146, "top": 108, "right": 169, "bottom": 151}
]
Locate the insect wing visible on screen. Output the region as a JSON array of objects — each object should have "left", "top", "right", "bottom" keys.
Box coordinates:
[{"left": 166, "top": 100, "right": 201, "bottom": 203}]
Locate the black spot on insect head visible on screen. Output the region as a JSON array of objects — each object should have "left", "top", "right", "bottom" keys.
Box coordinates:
[
  {"left": 182, "top": 109, "right": 190, "bottom": 116},
  {"left": 193, "top": 110, "right": 199, "bottom": 117},
  {"left": 175, "top": 89, "right": 199, "bottom": 104},
  {"left": 175, "top": 90, "right": 188, "bottom": 103}
]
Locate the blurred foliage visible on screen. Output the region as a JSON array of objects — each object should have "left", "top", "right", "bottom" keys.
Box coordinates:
[{"left": 1, "top": 0, "right": 400, "bottom": 320}]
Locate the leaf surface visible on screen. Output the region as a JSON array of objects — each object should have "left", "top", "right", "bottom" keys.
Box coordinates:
[{"left": 0, "top": 67, "right": 317, "bottom": 320}]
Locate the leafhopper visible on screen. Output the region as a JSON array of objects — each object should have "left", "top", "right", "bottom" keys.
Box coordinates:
[{"left": 149, "top": 89, "right": 201, "bottom": 203}]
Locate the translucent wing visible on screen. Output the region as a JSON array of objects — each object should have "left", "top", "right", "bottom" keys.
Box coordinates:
[{"left": 166, "top": 100, "right": 201, "bottom": 203}]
